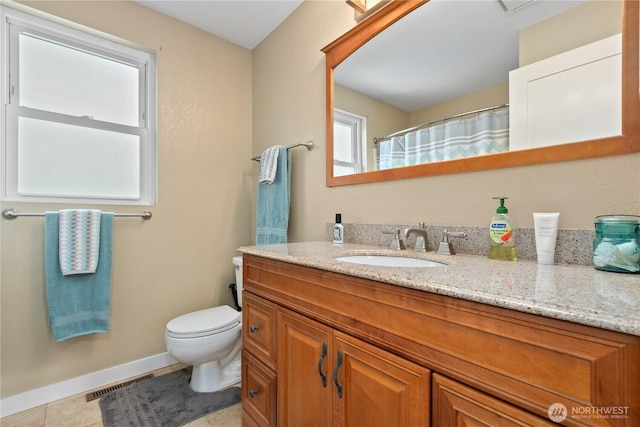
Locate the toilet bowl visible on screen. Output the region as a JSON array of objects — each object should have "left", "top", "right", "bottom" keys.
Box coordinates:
[{"left": 165, "top": 256, "right": 244, "bottom": 392}]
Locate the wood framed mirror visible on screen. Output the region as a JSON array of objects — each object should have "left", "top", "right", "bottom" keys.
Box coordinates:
[{"left": 323, "top": 0, "right": 639, "bottom": 187}]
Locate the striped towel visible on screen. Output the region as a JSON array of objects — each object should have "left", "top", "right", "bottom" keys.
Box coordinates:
[
  {"left": 58, "top": 209, "right": 102, "bottom": 275},
  {"left": 258, "top": 145, "right": 282, "bottom": 184}
]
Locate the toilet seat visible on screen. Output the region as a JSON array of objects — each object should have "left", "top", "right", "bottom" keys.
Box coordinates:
[{"left": 166, "top": 305, "right": 241, "bottom": 339}]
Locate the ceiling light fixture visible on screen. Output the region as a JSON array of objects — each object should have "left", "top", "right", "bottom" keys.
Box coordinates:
[
  {"left": 498, "top": 0, "right": 535, "bottom": 13},
  {"left": 346, "top": 0, "right": 389, "bottom": 22}
]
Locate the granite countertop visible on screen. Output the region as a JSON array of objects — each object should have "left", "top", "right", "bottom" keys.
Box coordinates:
[{"left": 238, "top": 241, "right": 640, "bottom": 336}]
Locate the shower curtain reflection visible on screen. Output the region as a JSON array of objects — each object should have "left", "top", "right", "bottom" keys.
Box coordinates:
[{"left": 378, "top": 110, "right": 509, "bottom": 170}]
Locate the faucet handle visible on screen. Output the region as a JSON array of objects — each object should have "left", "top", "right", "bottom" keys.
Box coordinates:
[
  {"left": 436, "top": 229, "right": 467, "bottom": 255},
  {"left": 382, "top": 227, "right": 406, "bottom": 250}
]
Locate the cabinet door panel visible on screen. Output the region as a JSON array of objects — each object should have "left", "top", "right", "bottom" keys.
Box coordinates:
[
  {"left": 334, "top": 331, "right": 431, "bottom": 427},
  {"left": 432, "top": 373, "right": 555, "bottom": 427},
  {"left": 278, "top": 308, "right": 333, "bottom": 427}
]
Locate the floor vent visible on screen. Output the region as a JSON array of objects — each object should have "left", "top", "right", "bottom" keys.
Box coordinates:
[{"left": 85, "top": 374, "right": 154, "bottom": 402}]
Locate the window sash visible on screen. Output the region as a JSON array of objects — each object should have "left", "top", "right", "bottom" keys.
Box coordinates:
[
  {"left": 1, "top": 5, "right": 156, "bottom": 205},
  {"left": 7, "top": 105, "right": 146, "bottom": 136},
  {"left": 8, "top": 20, "right": 148, "bottom": 128},
  {"left": 17, "top": 32, "right": 141, "bottom": 127},
  {"left": 5, "top": 105, "right": 151, "bottom": 202}
]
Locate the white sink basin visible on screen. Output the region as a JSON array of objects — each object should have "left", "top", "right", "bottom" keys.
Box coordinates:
[{"left": 335, "top": 255, "right": 445, "bottom": 268}]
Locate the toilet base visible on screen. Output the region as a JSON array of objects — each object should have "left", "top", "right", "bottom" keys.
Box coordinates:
[{"left": 190, "top": 352, "right": 242, "bottom": 393}]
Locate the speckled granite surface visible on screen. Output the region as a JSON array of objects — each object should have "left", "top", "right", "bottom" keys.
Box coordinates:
[{"left": 238, "top": 241, "right": 640, "bottom": 336}]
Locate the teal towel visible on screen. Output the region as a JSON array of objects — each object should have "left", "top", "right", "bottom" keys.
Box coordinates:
[
  {"left": 256, "top": 146, "right": 290, "bottom": 244},
  {"left": 45, "top": 211, "right": 114, "bottom": 342}
]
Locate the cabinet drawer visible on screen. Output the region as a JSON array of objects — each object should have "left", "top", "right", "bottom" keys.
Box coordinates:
[
  {"left": 242, "top": 349, "right": 276, "bottom": 427},
  {"left": 432, "top": 373, "right": 554, "bottom": 426},
  {"left": 243, "top": 292, "right": 277, "bottom": 370},
  {"left": 242, "top": 410, "right": 264, "bottom": 427}
]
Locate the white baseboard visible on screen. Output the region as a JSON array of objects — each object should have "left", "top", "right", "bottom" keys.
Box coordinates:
[{"left": 0, "top": 352, "right": 178, "bottom": 418}]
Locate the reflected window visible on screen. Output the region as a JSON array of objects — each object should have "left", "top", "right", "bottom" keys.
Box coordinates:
[{"left": 334, "top": 109, "right": 367, "bottom": 177}]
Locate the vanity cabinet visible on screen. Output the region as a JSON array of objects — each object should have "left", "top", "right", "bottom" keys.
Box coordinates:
[{"left": 241, "top": 254, "right": 639, "bottom": 426}]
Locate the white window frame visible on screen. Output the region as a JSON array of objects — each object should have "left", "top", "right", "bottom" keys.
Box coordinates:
[
  {"left": 333, "top": 108, "right": 367, "bottom": 175},
  {"left": 0, "top": 5, "right": 157, "bottom": 205}
]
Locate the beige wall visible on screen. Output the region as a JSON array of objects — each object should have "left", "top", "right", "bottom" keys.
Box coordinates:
[
  {"left": 409, "top": 83, "right": 509, "bottom": 125},
  {"left": 253, "top": 1, "right": 640, "bottom": 237},
  {"left": 0, "top": 1, "right": 253, "bottom": 397},
  {"left": 520, "top": 0, "right": 622, "bottom": 66},
  {"left": 251, "top": 1, "right": 356, "bottom": 242}
]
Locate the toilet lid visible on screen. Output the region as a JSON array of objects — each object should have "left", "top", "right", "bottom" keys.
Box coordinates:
[{"left": 166, "top": 305, "right": 241, "bottom": 339}]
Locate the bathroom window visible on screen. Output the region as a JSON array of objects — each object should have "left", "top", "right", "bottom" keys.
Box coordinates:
[
  {"left": 0, "top": 6, "right": 157, "bottom": 205},
  {"left": 333, "top": 109, "right": 367, "bottom": 177}
]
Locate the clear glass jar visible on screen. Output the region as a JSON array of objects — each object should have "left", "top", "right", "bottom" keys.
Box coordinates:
[{"left": 593, "top": 215, "right": 640, "bottom": 273}]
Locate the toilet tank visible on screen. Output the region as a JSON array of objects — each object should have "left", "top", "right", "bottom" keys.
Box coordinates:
[{"left": 232, "top": 256, "right": 243, "bottom": 308}]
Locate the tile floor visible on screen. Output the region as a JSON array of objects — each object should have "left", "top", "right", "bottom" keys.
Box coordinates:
[{"left": 0, "top": 364, "right": 242, "bottom": 427}]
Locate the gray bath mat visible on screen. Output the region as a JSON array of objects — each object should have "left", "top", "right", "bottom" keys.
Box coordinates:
[{"left": 99, "top": 367, "right": 241, "bottom": 427}]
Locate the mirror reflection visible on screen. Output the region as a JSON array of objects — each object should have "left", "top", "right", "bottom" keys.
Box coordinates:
[{"left": 332, "top": 0, "right": 622, "bottom": 177}]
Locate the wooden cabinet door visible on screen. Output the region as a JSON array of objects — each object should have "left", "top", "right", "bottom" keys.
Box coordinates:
[
  {"left": 333, "top": 331, "right": 431, "bottom": 427},
  {"left": 277, "top": 308, "right": 333, "bottom": 427},
  {"left": 432, "top": 373, "right": 555, "bottom": 427}
]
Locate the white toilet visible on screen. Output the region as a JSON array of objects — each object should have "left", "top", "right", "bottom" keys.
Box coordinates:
[{"left": 165, "top": 256, "right": 244, "bottom": 392}]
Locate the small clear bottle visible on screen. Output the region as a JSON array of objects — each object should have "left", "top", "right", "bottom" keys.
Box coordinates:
[
  {"left": 488, "top": 197, "right": 517, "bottom": 261},
  {"left": 333, "top": 214, "right": 344, "bottom": 244}
]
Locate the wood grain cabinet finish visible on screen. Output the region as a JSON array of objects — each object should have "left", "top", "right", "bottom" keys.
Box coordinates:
[
  {"left": 432, "top": 373, "right": 555, "bottom": 426},
  {"left": 277, "top": 308, "right": 430, "bottom": 427},
  {"left": 242, "top": 292, "right": 278, "bottom": 426},
  {"left": 242, "top": 254, "right": 640, "bottom": 426},
  {"left": 333, "top": 329, "right": 430, "bottom": 427},
  {"left": 277, "top": 308, "right": 332, "bottom": 427},
  {"left": 242, "top": 349, "right": 277, "bottom": 426},
  {"left": 243, "top": 292, "right": 278, "bottom": 370}
]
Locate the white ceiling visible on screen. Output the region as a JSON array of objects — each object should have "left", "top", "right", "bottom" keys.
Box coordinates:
[
  {"left": 134, "top": 0, "right": 303, "bottom": 49},
  {"left": 334, "top": 0, "right": 587, "bottom": 112}
]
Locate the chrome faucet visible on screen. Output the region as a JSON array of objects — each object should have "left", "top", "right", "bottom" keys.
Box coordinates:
[
  {"left": 404, "top": 228, "right": 428, "bottom": 252},
  {"left": 436, "top": 229, "right": 467, "bottom": 255},
  {"left": 382, "top": 227, "right": 405, "bottom": 250}
]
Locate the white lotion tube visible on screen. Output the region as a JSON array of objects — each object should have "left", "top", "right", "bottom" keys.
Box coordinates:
[{"left": 533, "top": 213, "right": 560, "bottom": 265}]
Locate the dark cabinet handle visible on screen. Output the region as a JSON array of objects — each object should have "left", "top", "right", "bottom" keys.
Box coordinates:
[
  {"left": 317, "top": 341, "right": 327, "bottom": 387},
  {"left": 249, "top": 325, "right": 259, "bottom": 333},
  {"left": 249, "top": 389, "right": 258, "bottom": 398},
  {"left": 333, "top": 349, "right": 343, "bottom": 398}
]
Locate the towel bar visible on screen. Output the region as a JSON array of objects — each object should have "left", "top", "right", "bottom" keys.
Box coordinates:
[
  {"left": 2, "top": 208, "right": 152, "bottom": 220},
  {"left": 251, "top": 140, "right": 313, "bottom": 162}
]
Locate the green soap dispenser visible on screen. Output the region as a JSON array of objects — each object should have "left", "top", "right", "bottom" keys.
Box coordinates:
[{"left": 488, "top": 197, "right": 517, "bottom": 261}]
